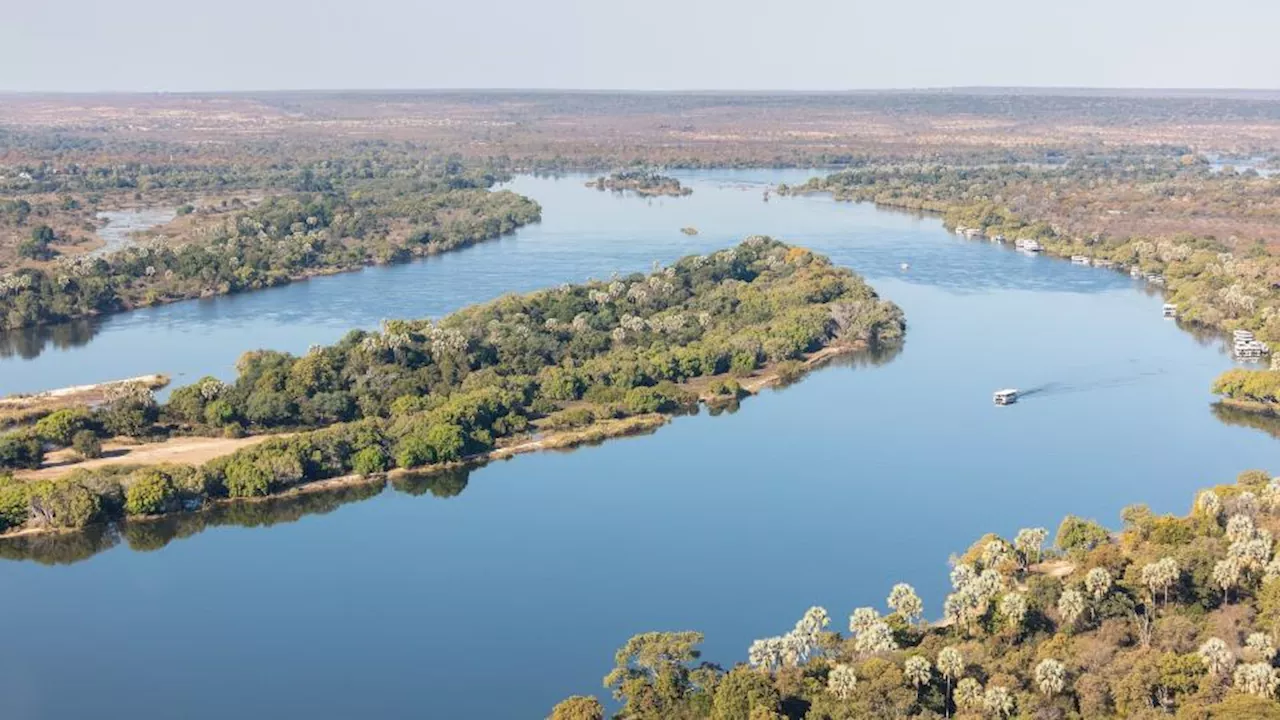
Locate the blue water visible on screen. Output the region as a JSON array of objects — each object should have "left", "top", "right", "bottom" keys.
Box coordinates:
[{"left": 0, "top": 170, "right": 1273, "bottom": 719}]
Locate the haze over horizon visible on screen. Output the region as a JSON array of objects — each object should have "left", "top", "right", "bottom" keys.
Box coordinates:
[{"left": 3, "top": 0, "right": 1279, "bottom": 93}]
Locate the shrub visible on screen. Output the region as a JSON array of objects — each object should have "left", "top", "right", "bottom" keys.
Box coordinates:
[
  {"left": 124, "top": 469, "right": 180, "bottom": 515},
  {"left": 223, "top": 460, "right": 271, "bottom": 498},
  {"left": 0, "top": 478, "right": 29, "bottom": 532},
  {"left": 352, "top": 446, "right": 389, "bottom": 476},
  {"left": 204, "top": 399, "right": 237, "bottom": 427},
  {"left": 1057, "top": 515, "right": 1110, "bottom": 553},
  {"left": 773, "top": 359, "right": 806, "bottom": 384},
  {"left": 546, "top": 408, "right": 596, "bottom": 430},
  {"left": 71, "top": 430, "right": 103, "bottom": 459},
  {"left": 26, "top": 480, "right": 101, "bottom": 529},
  {"left": 34, "top": 408, "right": 92, "bottom": 446},
  {"left": 396, "top": 436, "right": 436, "bottom": 469},
  {"left": 0, "top": 432, "right": 44, "bottom": 471}
]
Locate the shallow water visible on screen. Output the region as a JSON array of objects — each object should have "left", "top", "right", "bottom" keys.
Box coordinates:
[
  {"left": 90, "top": 207, "right": 178, "bottom": 258},
  {"left": 0, "top": 171, "right": 1275, "bottom": 719}
]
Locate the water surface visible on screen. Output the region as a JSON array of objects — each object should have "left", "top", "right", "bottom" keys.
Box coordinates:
[{"left": 0, "top": 171, "right": 1275, "bottom": 719}]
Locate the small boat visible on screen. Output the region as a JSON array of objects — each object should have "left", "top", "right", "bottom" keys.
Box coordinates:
[
  {"left": 900, "top": 263, "right": 910, "bottom": 271},
  {"left": 993, "top": 389, "right": 1018, "bottom": 406}
]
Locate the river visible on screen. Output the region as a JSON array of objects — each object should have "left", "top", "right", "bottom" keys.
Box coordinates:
[{"left": 0, "top": 170, "right": 1275, "bottom": 719}]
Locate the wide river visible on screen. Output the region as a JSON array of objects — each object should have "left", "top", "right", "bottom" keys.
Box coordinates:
[{"left": 0, "top": 170, "right": 1275, "bottom": 718}]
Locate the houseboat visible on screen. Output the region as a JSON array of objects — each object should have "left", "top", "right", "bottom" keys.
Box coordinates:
[
  {"left": 993, "top": 389, "right": 1019, "bottom": 406},
  {"left": 1014, "top": 238, "right": 1043, "bottom": 252},
  {"left": 1071, "top": 255, "right": 1091, "bottom": 265},
  {"left": 1163, "top": 303, "right": 1178, "bottom": 318},
  {"left": 1146, "top": 274, "right": 1166, "bottom": 286},
  {"left": 1129, "top": 266, "right": 1144, "bottom": 278}
]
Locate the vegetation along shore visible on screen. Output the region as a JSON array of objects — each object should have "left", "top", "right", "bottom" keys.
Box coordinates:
[
  {"left": 551, "top": 469, "right": 1280, "bottom": 720},
  {"left": 0, "top": 237, "right": 904, "bottom": 539}
]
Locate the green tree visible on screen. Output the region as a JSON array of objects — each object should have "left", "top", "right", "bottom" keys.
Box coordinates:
[
  {"left": 1056, "top": 515, "right": 1110, "bottom": 553},
  {"left": 712, "top": 665, "right": 780, "bottom": 720},
  {"left": 34, "top": 408, "right": 92, "bottom": 446},
  {"left": 125, "top": 469, "right": 180, "bottom": 515},
  {"left": 71, "top": 430, "right": 103, "bottom": 459},
  {"left": 0, "top": 432, "right": 44, "bottom": 470},
  {"left": 352, "top": 446, "right": 389, "bottom": 476},
  {"left": 548, "top": 695, "right": 604, "bottom": 720},
  {"left": 603, "top": 631, "right": 706, "bottom": 718}
]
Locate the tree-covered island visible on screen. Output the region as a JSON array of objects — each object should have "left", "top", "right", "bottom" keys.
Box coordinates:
[
  {"left": 0, "top": 237, "right": 903, "bottom": 536},
  {"left": 588, "top": 171, "right": 693, "bottom": 197}
]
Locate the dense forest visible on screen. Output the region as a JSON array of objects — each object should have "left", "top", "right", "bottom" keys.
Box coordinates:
[
  {"left": 0, "top": 178, "right": 540, "bottom": 330},
  {"left": 551, "top": 469, "right": 1280, "bottom": 720},
  {"left": 0, "top": 238, "right": 904, "bottom": 535}
]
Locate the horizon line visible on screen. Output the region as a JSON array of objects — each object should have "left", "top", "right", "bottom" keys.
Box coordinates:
[{"left": 2, "top": 86, "right": 1279, "bottom": 97}]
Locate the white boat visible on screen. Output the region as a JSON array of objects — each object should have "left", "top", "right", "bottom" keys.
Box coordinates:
[
  {"left": 900, "top": 263, "right": 910, "bottom": 271},
  {"left": 993, "top": 389, "right": 1019, "bottom": 405},
  {"left": 1163, "top": 303, "right": 1177, "bottom": 318}
]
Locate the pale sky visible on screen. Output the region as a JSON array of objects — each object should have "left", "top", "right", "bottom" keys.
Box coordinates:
[{"left": 2, "top": 0, "right": 1278, "bottom": 92}]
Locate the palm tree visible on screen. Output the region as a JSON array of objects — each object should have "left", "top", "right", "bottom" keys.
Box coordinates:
[
  {"left": 1246, "top": 633, "right": 1277, "bottom": 663},
  {"left": 937, "top": 647, "right": 964, "bottom": 719},
  {"left": 1141, "top": 557, "right": 1179, "bottom": 606},
  {"left": 1213, "top": 557, "right": 1243, "bottom": 603},
  {"left": 887, "top": 583, "right": 924, "bottom": 625},
  {"left": 983, "top": 685, "right": 1016, "bottom": 718},
  {"left": 954, "top": 678, "right": 984, "bottom": 712},
  {"left": 1014, "top": 527, "right": 1048, "bottom": 569},
  {"left": 827, "top": 663, "right": 857, "bottom": 701},
  {"left": 1198, "top": 637, "right": 1236, "bottom": 678},
  {"left": 1084, "top": 567, "right": 1113, "bottom": 601},
  {"left": 999, "top": 592, "right": 1027, "bottom": 633},
  {"left": 1234, "top": 662, "right": 1280, "bottom": 698},
  {"left": 1035, "top": 659, "right": 1066, "bottom": 698},
  {"left": 1058, "top": 588, "right": 1086, "bottom": 629},
  {"left": 904, "top": 656, "right": 932, "bottom": 692}
]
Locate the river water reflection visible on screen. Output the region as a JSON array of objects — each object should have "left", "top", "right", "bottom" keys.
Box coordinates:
[{"left": 0, "top": 171, "right": 1275, "bottom": 719}]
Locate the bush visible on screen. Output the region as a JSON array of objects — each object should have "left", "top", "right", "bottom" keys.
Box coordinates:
[
  {"left": 34, "top": 408, "right": 93, "bottom": 446},
  {"left": 71, "top": 430, "right": 103, "bottom": 459},
  {"left": 546, "top": 408, "right": 596, "bottom": 430},
  {"left": 773, "top": 359, "right": 806, "bottom": 384},
  {"left": 0, "top": 432, "right": 44, "bottom": 470},
  {"left": 124, "top": 469, "right": 180, "bottom": 515},
  {"left": 1057, "top": 515, "right": 1110, "bottom": 553},
  {"left": 223, "top": 460, "right": 271, "bottom": 498},
  {"left": 730, "top": 350, "right": 759, "bottom": 377},
  {"left": 100, "top": 398, "right": 157, "bottom": 438},
  {"left": 352, "top": 446, "right": 389, "bottom": 476},
  {"left": 0, "top": 477, "right": 29, "bottom": 532},
  {"left": 26, "top": 480, "right": 101, "bottom": 529},
  {"left": 204, "top": 399, "right": 237, "bottom": 427},
  {"left": 549, "top": 696, "right": 605, "bottom": 720},
  {"left": 708, "top": 378, "right": 744, "bottom": 398},
  {"left": 396, "top": 436, "right": 436, "bottom": 469}
]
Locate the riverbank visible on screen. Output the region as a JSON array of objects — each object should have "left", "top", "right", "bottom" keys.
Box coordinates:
[
  {"left": 1, "top": 341, "right": 867, "bottom": 540},
  {"left": 0, "top": 374, "right": 168, "bottom": 430}
]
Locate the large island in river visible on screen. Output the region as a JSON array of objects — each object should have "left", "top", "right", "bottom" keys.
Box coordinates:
[{"left": 0, "top": 237, "right": 903, "bottom": 537}]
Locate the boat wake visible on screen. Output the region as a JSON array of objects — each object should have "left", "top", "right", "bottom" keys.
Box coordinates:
[{"left": 1018, "top": 369, "right": 1168, "bottom": 401}]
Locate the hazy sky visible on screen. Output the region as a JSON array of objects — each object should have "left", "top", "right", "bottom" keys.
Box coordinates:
[{"left": 3, "top": 0, "right": 1278, "bottom": 92}]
